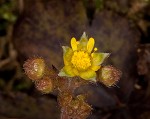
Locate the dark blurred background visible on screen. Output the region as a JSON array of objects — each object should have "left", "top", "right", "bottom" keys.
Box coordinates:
[{"left": 0, "top": 0, "right": 150, "bottom": 119}]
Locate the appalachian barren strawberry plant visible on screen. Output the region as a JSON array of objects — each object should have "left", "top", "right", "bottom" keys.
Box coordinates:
[{"left": 23, "top": 32, "right": 122, "bottom": 119}]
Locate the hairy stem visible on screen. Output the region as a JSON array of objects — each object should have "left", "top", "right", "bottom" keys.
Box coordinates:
[{"left": 60, "top": 108, "right": 70, "bottom": 119}]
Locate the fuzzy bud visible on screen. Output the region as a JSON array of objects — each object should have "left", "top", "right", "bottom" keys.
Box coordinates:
[
  {"left": 35, "top": 77, "right": 53, "bottom": 93},
  {"left": 97, "top": 66, "right": 122, "bottom": 87},
  {"left": 23, "top": 58, "right": 45, "bottom": 80}
]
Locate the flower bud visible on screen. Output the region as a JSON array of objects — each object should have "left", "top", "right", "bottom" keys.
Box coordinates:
[
  {"left": 35, "top": 77, "right": 53, "bottom": 93},
  {"left": 23, "top": 58, "right": 45, "bottom": 80},
  {"left": 97, "top": 66, "right": 122, "bottom": 87}
]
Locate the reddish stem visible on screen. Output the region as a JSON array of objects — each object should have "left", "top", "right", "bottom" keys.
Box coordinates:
[{"left": 60, "top": 108, "right": 70, "bottom": 119}]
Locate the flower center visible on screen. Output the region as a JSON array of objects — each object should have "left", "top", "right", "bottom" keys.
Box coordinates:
[{"left": 71, "top": 51, "right": 91, "bottom": 71}]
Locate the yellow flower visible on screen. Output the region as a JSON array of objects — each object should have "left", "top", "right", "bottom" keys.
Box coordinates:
[{"left": 58, "top": 32, "right": 110, "bottom": 82}]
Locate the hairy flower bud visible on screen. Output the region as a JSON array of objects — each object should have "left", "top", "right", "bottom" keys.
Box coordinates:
[
  {"left": 97, "top": 66, "right": 122, "bottom": 87},
  {"left": 35, "top": 77, "right": 53, "bottom": 93},
  {"left": 23, "top": 58, "right": 45, "bottom": 80}
]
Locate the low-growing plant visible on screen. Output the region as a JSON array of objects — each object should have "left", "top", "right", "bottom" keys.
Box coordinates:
[{"left": 23, "top": 32, "right": 122, "bottom": 119}]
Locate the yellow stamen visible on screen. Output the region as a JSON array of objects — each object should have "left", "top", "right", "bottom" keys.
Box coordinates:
[
  {"left": 94, "top": 47, "right": 98, "bottom": 51},
  {"left": 71, "top": 51, "right": 91, "bottom": 71},
  {"left": 87, "top": 37, "right": 95, "bottom": 53}
]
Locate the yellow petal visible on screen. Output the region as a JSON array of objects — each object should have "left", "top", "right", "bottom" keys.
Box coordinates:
[
  {"left": 92, "top": 53, "right": 110, "bottom": 65},
  {"left": 71, "top": 37, "right": 77, "bottom": 51},
  {"left": 73, "top": 68, "right": 79, "bottom": 76},
  {"left": 87, "top": 37, "right": 95, "bottom": 53},
  {"left": 58, "top": 65, "right": 75, "bottom": 77},
  {"left": 79, "top": 69, "right": 96, "bottom": 82},
  {"left": 62, "top": 46, "right": 73, "bottom": 65},
  {"left": 91, "top": 65, "right": 101, "bottom": 71}
]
